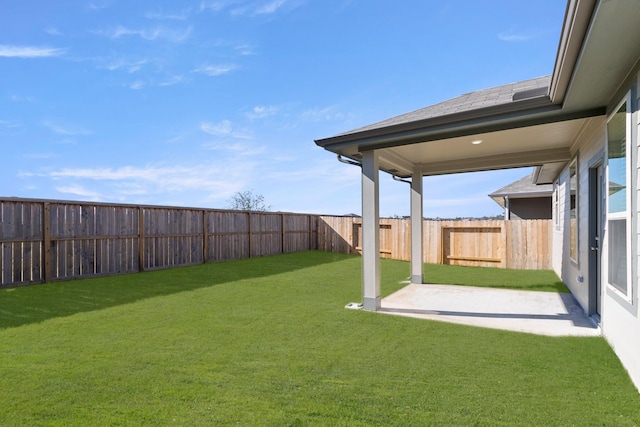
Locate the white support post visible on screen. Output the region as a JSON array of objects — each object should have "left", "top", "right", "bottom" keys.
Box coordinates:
[
  {"left": 504, "top": 196, "right": 510, "bottom": 220},
  {"left": 410, "top": 167, "right": 423, "bottom": 284},
  {"left": 361, "top": 150, "right": 381, "bottom": 310}
]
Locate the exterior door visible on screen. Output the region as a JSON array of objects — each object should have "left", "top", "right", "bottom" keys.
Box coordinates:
[{"left": 588, "top": 163, "right": 603, "bottom": 318}]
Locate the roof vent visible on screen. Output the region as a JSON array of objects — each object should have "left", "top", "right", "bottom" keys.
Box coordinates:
[{"left": 512, "top": 86, "right": 548, "bottom": 101}]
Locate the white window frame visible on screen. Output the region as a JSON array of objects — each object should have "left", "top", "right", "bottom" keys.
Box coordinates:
[
  {"left": 605, "top": 93, "right": 633, "bottom": 301},
  {"left": 554, "top": 179, "right": 560, "bottom": 230},
  {"left": 569, "top": 157, "right": 579, "bottom": 264}
]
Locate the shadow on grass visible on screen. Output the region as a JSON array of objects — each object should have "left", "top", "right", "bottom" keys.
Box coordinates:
[{"left": 0, "top": 251, "right": 353, "bottom": 330}]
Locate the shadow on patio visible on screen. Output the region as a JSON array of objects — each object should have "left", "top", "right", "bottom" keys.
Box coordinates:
[{"left": 381, "top": 283, "right": 600, "bottom": 336}]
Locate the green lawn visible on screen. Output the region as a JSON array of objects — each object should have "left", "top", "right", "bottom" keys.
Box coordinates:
[{"left": 1, "top": 251, "right": 638, "bottom": 426}]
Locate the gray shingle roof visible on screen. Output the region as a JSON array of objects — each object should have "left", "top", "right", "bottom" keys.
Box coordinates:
[
  {"left": 489, "top": 173, "right": 554, "bottom": 198},
  {"left": 339, "top": 76, "right": 551, "bottom": 136}
]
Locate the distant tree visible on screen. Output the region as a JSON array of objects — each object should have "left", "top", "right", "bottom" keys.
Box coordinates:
[{"left": 228, "top": 190, "right": 271, "bottom": 212}]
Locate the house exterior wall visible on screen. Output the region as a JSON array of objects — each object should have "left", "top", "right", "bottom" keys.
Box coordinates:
[
  {"left": 509, "top": 197, "right": 552, "bottom": 220},
  {"left": 553, "top": 70, "right": 640, "bottom": 391},
  {"left": 554, "top": 118, "right": 606, "bottom": 312},
  {"left": 599, "top": 71, "right": 640, "bottom": 391}
]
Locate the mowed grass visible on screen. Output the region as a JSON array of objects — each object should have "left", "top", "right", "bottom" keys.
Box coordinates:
[
  {"left": 420, "top": 262, "right": 570, "bottom": 293},
  {"left": 0, "top": 251, "right": 638, "bottom": 426}
]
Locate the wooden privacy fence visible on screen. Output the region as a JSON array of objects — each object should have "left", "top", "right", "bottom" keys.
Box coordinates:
[
  {"left": 0, "top": 198, "right": 317, "bottom": 287},
  {"left": 318, "top": 216, "right": 552, "bottom": 270},
  {"left": 1, "top": 197, "right": 552, "bottom": 288}
]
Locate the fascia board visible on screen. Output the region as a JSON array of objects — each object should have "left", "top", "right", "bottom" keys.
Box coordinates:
[
  {"left": 315, "top": 96, "right": 555, "bottom": 149},
  {"left": 489, "top": 191, "right": 554, "bottom": 199},
  {"left": 549, "top": 0, "right": 597, "bottom": 103}
]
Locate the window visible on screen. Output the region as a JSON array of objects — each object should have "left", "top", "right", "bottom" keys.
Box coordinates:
[
  {"left": 569, "top": 158, "right": 578, "bottom": 262},
  {"left": 606, "top": 96, "right": 631, "bottom": 297}
]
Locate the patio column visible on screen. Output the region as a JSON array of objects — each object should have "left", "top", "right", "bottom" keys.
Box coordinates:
[
  {"left": 361, "top": 150, "right": 381, "bottom": 311},
  {"left": 504, "top": 196, "right": 510, "bottom": 220},
  {"left": 410, "top": 167, "right": 423, "bottom": 284}
]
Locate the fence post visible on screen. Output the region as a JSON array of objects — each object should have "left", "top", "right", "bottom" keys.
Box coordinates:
[
  {"left": 202, "top": 209, "right": 208, "bottom": 264},
  {"left": 43, "top": 202, "right": 52, "bottom": 283},
  {"left": 281, "top": 213, "right": 286, "bottom": 254},
  {"left": 309, "top": 215, "right": 314, "bottom": 250},
  {"left": 138, "top": 208, "right": 145, "bottom": 272},
  {"left": 248, "top": 212, "right": 252, "bottom": 258}
]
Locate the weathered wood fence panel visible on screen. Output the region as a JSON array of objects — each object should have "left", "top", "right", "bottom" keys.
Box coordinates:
[
  {"left": 317, "top": 216, "right": 552, "bottom": 270},
  {"left": 284, "top": 214, "right": 318, "bottom": 253},
  {"left": 49, "top": 204, "right": 140, "bottom": 281},
  {"left": 208, "top": 211, "right": 250, "bottom": 262},
  {"left": 0, "top": 198, "right": 319, "bottom": 288},
  {"left": 142, "top": 207, "right": 204, "bottom": 271},
  {"left": 0, "top": 201, "right": 44, "bottom": 286}
]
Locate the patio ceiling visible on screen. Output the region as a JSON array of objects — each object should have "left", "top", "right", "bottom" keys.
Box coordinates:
[{"left": 347, "top": 116, "right": 592, "bottom": 179}]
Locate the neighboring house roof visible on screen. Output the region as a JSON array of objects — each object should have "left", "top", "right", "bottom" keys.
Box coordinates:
[
  {"left": 315, "top": 0, "right": 640, "bottom": 183},
  {"left": 489, "top": 173, "right": 554, "bottom": 209}
]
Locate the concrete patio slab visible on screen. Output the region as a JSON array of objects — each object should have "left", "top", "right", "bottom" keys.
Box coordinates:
[{"left": 381, "top": 284, "right": 600, "bottom": 336}]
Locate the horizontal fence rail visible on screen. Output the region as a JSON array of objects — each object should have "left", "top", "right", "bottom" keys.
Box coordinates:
[
  {"left": 1, "top": 198, "right": 317, "bottom": 287},
  {"left": 317, "top": 216, "right": 552, "bottom": 270},
  {"left": 1, "top": 197, "right": 551, "bottom": 288}
]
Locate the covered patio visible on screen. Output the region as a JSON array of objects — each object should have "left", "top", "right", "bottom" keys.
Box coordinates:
[{"left": 316, "top": 74, "right": 600, "bottom": 311}]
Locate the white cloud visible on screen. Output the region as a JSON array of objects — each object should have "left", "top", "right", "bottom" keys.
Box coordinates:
[
  {"left": 97, "top": 25, "right": 192, "bottom": 43},
  {"left": 200, "top": 120, "right": 252, "bottom": 139},
  {"left": 202, "top": 0, "right": 299, "bottom": 17},
  {"left": 255, "top": 0, "right": 286, "bottom": 15},
  {"left": 246, "top": 105, "right": 278, "bottom": 119},
  {"left": 45, "top": 27, "right": 63, "bottom": 36},
  {"left": 105, "top": 58, "right": 148, "bottom": 73},
  {"left": 10, "top": 95, "right": 35, "bottom": 102},
  {"left": 0, "top": 45, "right": 65, "bottom": 58},
  {"left": 88, "top": 0, "right": 112, "bottom": 10},
  {"left": 24, "top": 152, "right": 55, "bottom": 159},
  {"left": 55, "top": 184, "right": 103, "bottom": 199},
  {"left": 33, "top": 164, "right": 250, "bottom": 202},
  {"left": 159, "top": 75, "right": 185, "bottom": 86},
  {"left": 145, "top": 8, "right": 191, "bottom": 20},
  {"left": 127, "top": 80, "right": 147, "bottom": 90},
  {"left": 43, "top": 121, "right": 92, "bottom": 136},
  {"left": 498, "top": 29, "right": 535, "bottom": 42},
  {"left": 201, "top": 141, "right": 266, "bottom": 156},
  {"left": 201, "top": 120, "right": 232, "bottom": 136},
  {"left": 199, "top": 1, "right": 229, "bottom": 13},
  {"left": 192, "top": 63, "right": 238, "bottom": 76},
  {"left": 0, "top": 120, "right": 21, "bottom": 128},
  {"left": 302, "top": 106, "right": 349, "bottom": 122},
  {"left": 235, "top": 44, "right": 256, "bottom": 55}
]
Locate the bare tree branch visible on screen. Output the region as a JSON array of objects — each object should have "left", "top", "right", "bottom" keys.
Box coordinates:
[{"left": 228, "top": 190, "right": 271, "bottom": 212}]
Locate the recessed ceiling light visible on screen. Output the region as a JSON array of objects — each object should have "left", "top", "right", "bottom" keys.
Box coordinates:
[{"left": 471, "top": 139, "right": 483, "bottom": 145}]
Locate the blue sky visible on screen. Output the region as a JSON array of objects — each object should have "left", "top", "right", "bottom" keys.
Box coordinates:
[{"left": 1, "top": 0, "right": 566, "bottom": 217}]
